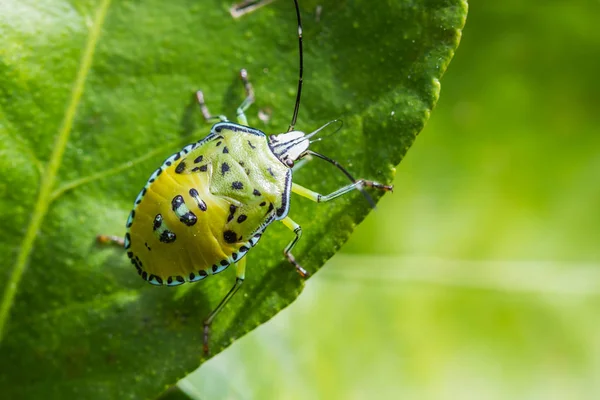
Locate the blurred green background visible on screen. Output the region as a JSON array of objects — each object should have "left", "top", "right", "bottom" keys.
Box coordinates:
[{"left": 186, "top": 1, "right": 600, "bottom": 399}]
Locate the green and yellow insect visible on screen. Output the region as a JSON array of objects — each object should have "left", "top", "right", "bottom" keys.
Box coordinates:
[{"left": 98, "top": 0, "right": 392, "bottom": 353}]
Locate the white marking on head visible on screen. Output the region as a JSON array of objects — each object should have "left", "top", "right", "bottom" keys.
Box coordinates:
[
  {"left": 268, "top": 120, "right": 343, "bottom": 164},
  {"left": 269, "top": 130, "right": 309, "bottom": 162}
]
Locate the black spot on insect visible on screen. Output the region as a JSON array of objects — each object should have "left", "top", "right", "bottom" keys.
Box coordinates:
[
  {"left": 153, "top": 214, "right": 162, "bottom": 231},
  {"left": 175, "top": 161, "right": 186, "bottom": 174},
  {"left": 149, "top": 178, "right": 155, "bottom": 183},
  {"left": 124, "top": 233, "right": 131, "bottom": 249},
  {"left": 127, "top": 251, "right": 133, "bottom": 258},
  {"left": 232, "top": 181, "right": 243, "bottom": 190},
  {"left": 142, "top": 271, "right": 148, "bottom": 280},
  {"left": 240, "top": 245, "right": 249, "bottom": 253},
  {"left": 135, "top": 198, "right": 142, "bottom": 205},
  {"left": 194, "top": 155, "right": 203, "bottom": 163},
  {"left": 227, "top": 204, "right": 237, "bottom": 223},
  {"left": 171, "top": 195, "right": 184, "bottom": 210},
  {"left": 189, "top": 272, "right": 195, "bottom": 281},
  {"left": 159, "top": 230, "right": 176, "bottom": 243},
  {"left": 248, "top": 140, "right": 256, "bottom": 149},
  {"left": 149, "top": 274, "right": 157, "bottom": 282},
  {"left": 166, "top": 161, "right": 172, "bottom": 166},
  {"left": 223, "top": 146, "right": 229, "bottom": 154},
  {"left": 192, "top": 167, "right": 201, "bottom": 172},
  {"left": 267, "top": 203, "right": 274, "bottom": 213},
  {"left": 174, "top": 152, "right": 181, "bottom": 161},
  {"left": 215, "top": 126, "right": 222, "bottom": 133},
  {"left": 221, "top": 162, "right": 230, "bottom": 175},
  {"left": 176, "top": 275, "right": 185, "bottom": 283},
  {"left": 232, "top": 252, "right": 238, "bottom": 260},
  {"left": 157, "top": 168, "right": 163, "bottom": 176},
  {"left": 127, "top": 210, "right": 135, "bottom": 227},
  {"left": 199, "top": 165, "right": 208, "bottom": 172},
  {"left": 216, "top": 141, "right": 222, "bottom": 147},
  {"left": 220, "top": 259, "right": 228, "bottom": 266},
  {"left": 260, "top": 201, "right": 266, "bottom": 206},
  {"left": 237, "top": 214, "right": 247, "bottom": 223},
  {"left": 239, "top": 161, "right": 245, "bottom": 167},
  {"left": 223, "top": 230, "right": 237, "bottom": 244},
  {"left": 199, "top": 270, "right": 208, "bottom": 277},
  {"left": 167, "top": 277, "right": 173, "bottom": 285},
  {"left": 253, "top": 189, "right": 261, "bottom": 196},
  {"left": 144, "top": 242, "right": 152, "bottom": 251},
  {"left": 212, "top": 265, "right": 218, "bottom": 273},
  {"left": 155, "top": 276, "right": 163, "bottom": 284},
  {"left": 189, "top": 189, "right": 207, "bottom": 211},
  {"left": 267, "top": 167, "right": 275, "bottom": 177},
  {"left": 180, "top": 211, "right": 197, "bottom": 226}
]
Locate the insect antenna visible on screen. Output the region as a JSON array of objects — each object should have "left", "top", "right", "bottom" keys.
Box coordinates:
[
  {"left": 308, "top": 119, "right": 344, "bottom": 144},
  {"left": 303, "top": 150, "right": 378, "bottom": 209},
  {"left": 288, "top": 0, "right": 303, "bottom": 132}
]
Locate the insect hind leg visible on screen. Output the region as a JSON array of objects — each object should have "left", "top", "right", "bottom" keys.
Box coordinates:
[
  {"left": 196, "top": 90, "right": 229, "bottom": 123},
  {"left": 96, "top": 234, "right": 125, "bottom": 247},
  {"left": 236, "top": 68, "right": 255, "bottom": 126},
  {"left": 203, "top": 256, "right": 246, "bottom": 356}
]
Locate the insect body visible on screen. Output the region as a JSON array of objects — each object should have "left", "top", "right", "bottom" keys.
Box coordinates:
[
  {"left": 98, "top": 0, "right": 393, "bottom": 354},
  {"left": 124, "top": 120, "right": 294, "bottom": 285}
]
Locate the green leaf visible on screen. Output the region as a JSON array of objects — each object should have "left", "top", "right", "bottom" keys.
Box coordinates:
[{"left": 0, "top": 0, "right": 467, "bottom": 398}]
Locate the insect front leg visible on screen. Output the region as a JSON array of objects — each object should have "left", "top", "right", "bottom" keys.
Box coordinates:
[
  {"left": 203, "top": 256, "right": 246, "bottom": 356},
  {"left": 96, "top": 234, "right": 125, "bottom": 247},
  {"left": 236, "top": 68, "right": 255, "bottom": 126},
  {"left": 291, "top": 152, "right": 312, "bottom": 173},
  {"left": 281, "top": 216, "right": 308, "bottom": 277},
  {"left": 291, "top": 180, "right": 393, "bottom": 203}
]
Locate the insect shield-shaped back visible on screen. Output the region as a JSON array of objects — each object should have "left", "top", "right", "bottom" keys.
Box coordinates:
[{"left": 124, "top": 122, "right": 293, "bottom": 287}]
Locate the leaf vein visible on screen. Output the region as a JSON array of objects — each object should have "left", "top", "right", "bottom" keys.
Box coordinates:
[{"left": 0, "top": 0, "right": 112, "bottom": 342}]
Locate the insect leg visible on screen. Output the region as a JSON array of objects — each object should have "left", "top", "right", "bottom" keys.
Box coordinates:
[
  {"left": 96, "top": 234, "right": 125, "bottom": 247},
  {"left": 281, "top": 216, "right": 308, "bottom": 277},
  {"left": 203, "top": 256, "right": 247, "bottom": 355},
  {"left": 236, "top": 68, "right": 255, "bottom": 126},
  {"left": 291, "top": 180, "right": 393, "bottom": 203},
  {"left": 291, "top": 153, "right": 312, "bottom": 173},
  {"left": 196, "top": 90, "right": 228, "bottom": 123}
]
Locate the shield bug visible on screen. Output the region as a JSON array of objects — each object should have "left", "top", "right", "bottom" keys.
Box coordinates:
[{"left": 98, "top": 0, "right": 393, "bottom": 354}]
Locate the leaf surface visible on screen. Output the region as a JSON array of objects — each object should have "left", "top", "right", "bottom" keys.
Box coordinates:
[{"left": 0, "top": 0, "right": 467, "bottom": 398}]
